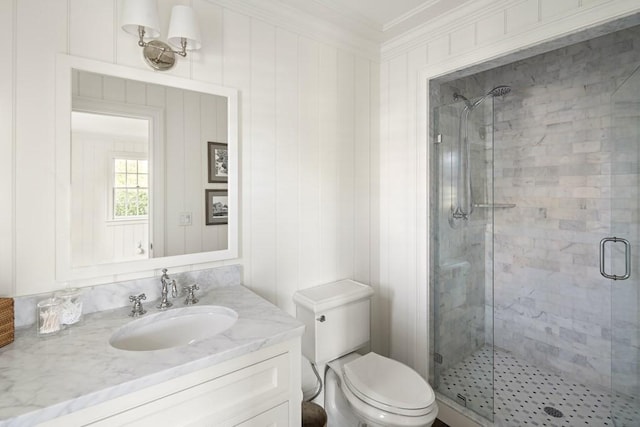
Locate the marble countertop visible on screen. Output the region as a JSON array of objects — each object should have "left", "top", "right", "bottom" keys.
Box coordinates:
[{"left": 0, "top": 285, "right": 304, "bottom": 426}]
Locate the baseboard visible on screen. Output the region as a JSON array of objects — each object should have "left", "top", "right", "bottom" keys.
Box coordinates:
[{"left": 436, "top": 395, "right": 485, "bottom": 427}]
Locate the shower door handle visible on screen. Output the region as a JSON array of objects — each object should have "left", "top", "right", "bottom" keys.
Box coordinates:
[{"left": 600, "top": 237, "right": 631, "bottom": 280}]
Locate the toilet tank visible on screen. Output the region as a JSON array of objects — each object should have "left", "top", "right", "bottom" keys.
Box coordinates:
[{"left": 293, "top": 279, "right": 374, "bottom": 365}]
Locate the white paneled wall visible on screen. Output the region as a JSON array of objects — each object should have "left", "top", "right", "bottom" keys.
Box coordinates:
[
  {"left": 14, "top": 0, "right": 67, "bottom": 297},
  {"left": 380, "top": 0, "right": 640, "bottom": 376},
  {"left": 2, "top": 0, "right": 378, "bottom": 350},
  {"left": 0, "top": 0, "right": 14, "bottom": 296}
]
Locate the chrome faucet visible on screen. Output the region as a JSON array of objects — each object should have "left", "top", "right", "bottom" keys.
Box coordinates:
[
  {"left": 157, "top": 268, "right": 178, "bottom": 310},
  {"left": 183, "top": 284, "right": 200, "bottom": 305},
  {"left": 129, "top": 293, "right": 147, "bottom": 317}
]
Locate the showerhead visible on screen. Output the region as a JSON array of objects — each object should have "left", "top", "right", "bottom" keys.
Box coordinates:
[
  {"left": 488, "top": 85, "right": 511, "bottom": 97},
  {"left": 454, "top": 85, "right": 512, "bottom": 111},
  {"left": 468, "top": 85, "right": 512, "bottom": 109}
]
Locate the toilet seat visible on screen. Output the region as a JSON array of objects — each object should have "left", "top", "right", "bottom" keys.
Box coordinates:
[{"left": 342, "top": 353, "right": 436, "bottom": 417}]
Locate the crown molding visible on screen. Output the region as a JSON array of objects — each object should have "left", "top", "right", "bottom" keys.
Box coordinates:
[
  {"left": 382, "top": 0, "right": 441, "bottom": 32},
  {"left": 287, "top": 0, "right": 475, "bottom": 47},
  {"left": 381, "top": 0, "right": 521, "bottom": 61},
  {"left": 300, "top": 0, "right": 383, "bottom": 32},
  {"left": 382, "top": 0, "right": 640, "bottom": 62},
  {"left": 206, "top": 0, "right": 382, "bottom": 61}
]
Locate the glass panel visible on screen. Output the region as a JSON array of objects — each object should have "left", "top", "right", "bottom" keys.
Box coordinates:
[
  {"left": 126, "top": 174, "right": 137, "bottom": 187},
  {"left": 126, "top": 159, "right": 138, "bottom": 173},
  {"left": 432, "top": 97, "right": 495, "bottom": 421},
  {"left": 611, "top": 66, "right": 640, "bottom": 427},
  {"left": 115, "top": 173, "right": 126, "bottom": 186},
  {"left": 138, "top": 160, "right": 148, "bottom": 174},
  {"left": 114, "top": 159, "right": 126, "bottom": 173},
  {"left": 138, "top": 189, "right": 149, "bottom": 216},
  {"left": 113, "top": 189, "right": 126, "bottom": 217}
]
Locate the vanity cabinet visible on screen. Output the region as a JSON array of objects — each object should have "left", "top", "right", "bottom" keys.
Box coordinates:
[{"left": 39, "top": 340, "right": 301, "bottom": 427}]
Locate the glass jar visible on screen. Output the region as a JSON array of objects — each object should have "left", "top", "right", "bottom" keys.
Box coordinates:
[
  {"left": 54, "top": 287, "right": 84, "bottom": 326},
  {"left": 37, "top": 297, "right": 63, "bottom": 336}
]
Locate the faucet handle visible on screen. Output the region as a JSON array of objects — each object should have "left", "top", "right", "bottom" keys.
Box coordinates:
[
  {"left": 129, "top": 293, "right": 147, "bottom": 317},
  {"left": 183, "top": 284, "right": 199, "bottom": 305},
  {"left": 129, "top": 293, "right": 146, "bottom": 303},
  {"left": 171, "top": 279, "right": 178, "bottom": 298}
]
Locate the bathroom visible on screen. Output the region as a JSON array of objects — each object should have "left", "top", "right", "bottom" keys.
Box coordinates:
[{"left": 1, "top": 0, "right": 640, "bottom": 426}]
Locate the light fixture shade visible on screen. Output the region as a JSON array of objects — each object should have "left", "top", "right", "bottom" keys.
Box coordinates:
[
  {"left": 167, "top": 5, "right": 202, "bottom": 51},
  {"left": 121, "top": 0, "right": 161, "bottom": 40}
]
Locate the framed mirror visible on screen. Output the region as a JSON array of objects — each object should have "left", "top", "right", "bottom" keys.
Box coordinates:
[{"left": 56, "top": 55, "right": 238, "bottom": 283}]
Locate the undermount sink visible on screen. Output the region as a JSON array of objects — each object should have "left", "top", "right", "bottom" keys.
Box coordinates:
[{"left": 109, "top": 305, "right": 238, "bottom": 351}]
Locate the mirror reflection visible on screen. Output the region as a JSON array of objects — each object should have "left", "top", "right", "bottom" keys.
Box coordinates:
[{"left": 71, "top": 70, "right": 229, "bottom": 268}]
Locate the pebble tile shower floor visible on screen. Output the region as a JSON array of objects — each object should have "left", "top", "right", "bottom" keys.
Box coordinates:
[{"left": 439, "top": 346, "right": 639, "bottom": 426}]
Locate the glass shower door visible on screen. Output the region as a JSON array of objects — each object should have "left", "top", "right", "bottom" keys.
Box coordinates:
[
  {"left": 432, "top": 97, "right": 494, "bottom": 422},
  {"left": 610, "top": 66, "right": 640, "bottom": 427}
]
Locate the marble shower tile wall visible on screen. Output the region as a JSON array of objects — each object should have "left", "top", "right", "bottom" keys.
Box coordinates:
[{"left": 440, "top": 25, "right": 640, "bottom": 390}]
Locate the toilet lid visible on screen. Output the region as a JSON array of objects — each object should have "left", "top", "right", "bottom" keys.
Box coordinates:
[{"left": 343, "top": 353, "right": 435, "bottom": 415}]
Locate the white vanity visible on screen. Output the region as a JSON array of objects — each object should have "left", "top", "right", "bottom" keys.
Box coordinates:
[{"left": 0, "top": 284, "right": 304, "bottom": 426}]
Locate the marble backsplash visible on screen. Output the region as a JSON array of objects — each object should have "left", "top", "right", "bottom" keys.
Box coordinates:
[{"left": 13, "top": 265, "right": 242, "bottom": 329}]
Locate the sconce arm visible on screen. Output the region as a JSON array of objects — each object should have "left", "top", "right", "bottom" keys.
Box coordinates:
[{"left": 137, "top": 26, "right": 187, "bottom": 57}]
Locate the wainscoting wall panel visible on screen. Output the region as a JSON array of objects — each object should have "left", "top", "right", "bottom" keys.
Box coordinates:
[{"left": 0, "top": 0, "right": 14, "bottom": 296}]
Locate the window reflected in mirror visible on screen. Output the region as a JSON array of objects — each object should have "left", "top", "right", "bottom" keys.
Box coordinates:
[{"left": 112, "top": 157, "right": 149, "bottom": 220}]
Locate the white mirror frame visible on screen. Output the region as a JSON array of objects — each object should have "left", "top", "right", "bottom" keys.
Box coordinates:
[{"left": 55, "top": 54, "right": 239, "bottom": 283}]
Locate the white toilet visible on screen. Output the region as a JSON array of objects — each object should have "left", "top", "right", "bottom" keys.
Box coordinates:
[{"left": 294, "top": 280, "right": 438, "bottom": 427}]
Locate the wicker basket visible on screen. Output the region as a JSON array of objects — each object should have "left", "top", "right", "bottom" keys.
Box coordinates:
[{"left": 0, "top": 298, "right": 14, "bottom": 348}]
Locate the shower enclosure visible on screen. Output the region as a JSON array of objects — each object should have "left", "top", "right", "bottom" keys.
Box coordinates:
[
  {"left": 432, "top": 91, "right": 497, "bottom": 422},
  {"left": 610, "top": 64, "right": 640, "bottom": 427},
  {"left": 430, "top": 29, "right": 640, "bottom": 426}
]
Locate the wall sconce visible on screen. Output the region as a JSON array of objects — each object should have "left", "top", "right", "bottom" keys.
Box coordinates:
[{"left": 121, "top": 0, "right": 201, "bottom": 71}]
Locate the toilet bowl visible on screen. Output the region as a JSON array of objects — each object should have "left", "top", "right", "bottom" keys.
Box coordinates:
[
  {"left": 333, "top": 352, "right": 437, "bottom": 427},
  {"left": 295, "top": 280, "right": 438, "bottom": 427}
]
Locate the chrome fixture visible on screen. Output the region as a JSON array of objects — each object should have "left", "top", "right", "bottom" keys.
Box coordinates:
[
  {"left": 121, "top": 0, "right": 201, "bottom": 71},
  {"left": 157, "top": 269, "right": 178, "bottom": 309},
  {"left": 451, "top": 85, "right": 511, "bottom": 221},
  {"left": 183, "top": 284, "right": 200, "bottom": 305},
  {"left": 474, "top": 203, "right": 516, "bottom": 209},
  {"left": 129, "top": 293, "right": 147, "bottom": 317},
  {"left": 600, "top": 237, "right": 631, "bottom": 280},
  {"left": 452, "top": 92, "right": 472, "bottom": 108}
]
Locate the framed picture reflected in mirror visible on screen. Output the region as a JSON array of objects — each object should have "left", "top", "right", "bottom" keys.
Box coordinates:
[
  {"left": 208, "top": 141, "right": 228, "bottom": 183},
  {"left": 205, "top": 189, "right": 228, "bottom": 225}
]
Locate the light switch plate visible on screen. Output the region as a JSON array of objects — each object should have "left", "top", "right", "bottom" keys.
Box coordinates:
[{"left": 179, "top": 212, "right": 192, "bottom": 226}]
